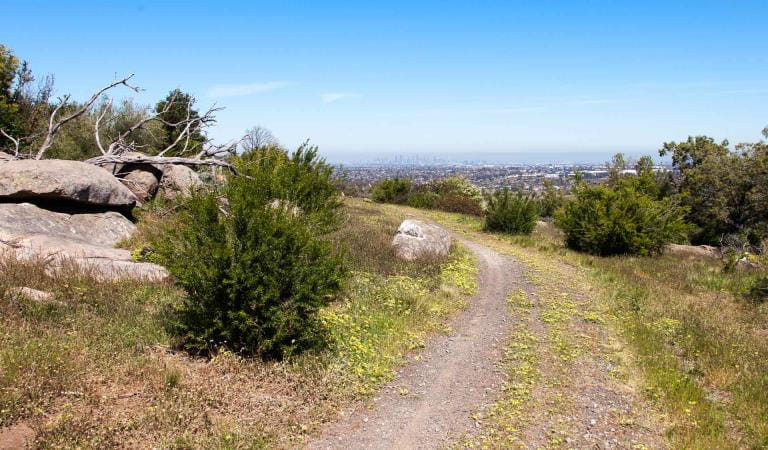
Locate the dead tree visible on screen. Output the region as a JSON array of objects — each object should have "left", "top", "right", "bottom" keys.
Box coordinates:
[
  {"left": 0, "top": 74, "right": 240, "bottom": 174},
  {"left": 36, "top": 75, "right": 141, "bottom": 159}
]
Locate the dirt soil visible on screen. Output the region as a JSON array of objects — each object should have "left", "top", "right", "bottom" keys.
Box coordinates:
[{"left": 309, "top": 229, "right": 666, "bottom": 449}]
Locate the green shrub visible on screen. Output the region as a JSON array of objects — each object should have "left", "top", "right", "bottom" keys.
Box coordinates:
[
  {"left": 152, "top": 144, "right": 345, "bottom": 359},
  {"left": 370, "top": 175, "right": 484, "bottom": 215},
  {"left": 484, "top": 189, "right": 539, "bottom": 234},
  {"left": 407, "top": 191, "right": 439, "bottom": 209},
  {"left": 538, "top": 180, "right": 565, "bottom": 218},
  {"left": 435, "top": 193, "right": 484, "bottom": 215},
  {"left": 432, "top": 176, "right": 483, "bottom": 203},
  {"left": 746, "top": 276, "right": 768, "bottom": 303},
  {"left": 555, "top": 183, "right": 690, "bottom": 256},
  {"left": 370, "top": 178, "right": 412, "bottom": 204}
]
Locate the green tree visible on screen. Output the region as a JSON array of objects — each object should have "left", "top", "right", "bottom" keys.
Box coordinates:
[
  {"left": 0, "top": 45, "right": 23, "bottom": 140},
  {"left": 154, "top": 89, "right": 206, "bottom": 155},
  {"left": 660, "top": 136, "right": 755, "bottom": 244}
]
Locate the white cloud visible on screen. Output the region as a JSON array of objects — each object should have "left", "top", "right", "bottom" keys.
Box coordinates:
[
  {"left": 207, "top": 81, "right": 292, "bottom": 98},
  {"left": 320, "top": 92, "right": 361, "bottom": 103}
]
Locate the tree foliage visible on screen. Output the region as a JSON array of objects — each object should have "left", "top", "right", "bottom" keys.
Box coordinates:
[
  {"left": 556, "top": 181, "right": 690, "bottom": 256},
  {"left": 660, "top": 132, "right": 768, "bottom": 245},
  {"left": 0, "top": 45, "right": 54, "bottom": 153},
  {"left": 370, "top": 175, "right": 484, "bottom": 215},
  {"left": 152, "top": 143, "right": 345, "bottom": 358},
  {"left": 538, "top": 179, "right": 564, "bottom": 218},
  {"left": 484, "top": 189, "right": 539, "bottom": 234},
  {"left": 370, "top": 177, "right": 413, "bottom": 204},
  {"left": 154, "top": 89, "right": 207, "bottom": 155}
]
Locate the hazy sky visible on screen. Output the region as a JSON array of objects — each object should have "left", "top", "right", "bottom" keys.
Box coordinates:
[{"left": 3, "top": 1, "right": 767, "bottom": 160}]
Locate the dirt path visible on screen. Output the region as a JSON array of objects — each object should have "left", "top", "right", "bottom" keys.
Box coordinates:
[
  {"left": 309, "top": 237, "right": 526, "bottom": 449},
  {"left": 310, "top": 224, "right": 666, "bottom": 449}
]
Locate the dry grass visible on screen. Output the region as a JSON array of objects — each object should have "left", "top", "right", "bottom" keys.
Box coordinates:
[{"left": 0, "top": 199, "right": 477, "bottom": 448}]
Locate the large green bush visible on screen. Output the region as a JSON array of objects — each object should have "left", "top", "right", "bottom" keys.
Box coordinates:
[
  {"left": 152, "top": 144, "right": 345, "bottom": 358},
  {"left": 484, "top": 189, "right": 539, "bottom": 234},
  {"left": 555, "top": 182, "right": 690, "bottom": 256},
  {"left": 370, "top": 177, "right": 413, "bottom": 204}
]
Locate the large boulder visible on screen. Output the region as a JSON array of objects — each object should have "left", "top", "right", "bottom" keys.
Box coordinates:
[
  {"left": 159, "top": 164, "right": 203, "bottom": 199},
  {"left": 0, "top": 159, "right": 137, "bottom": 207},
  {"left": 0, "top": 231, "right": 168, "bottom": 282},
  {"left": 392, "top": 219, "right": 452, "bottom": 261},
  {"left": 0, "top": 151, "right": 12, "bottom": 161},
  {"left": 122, "top": 169, "right": 159, "bottom": 202},
  {"left": 666, "top": 244, "right": 720, "bottom": 258},
  {"left": 0, "top": 202, "right": 135, "bottom": 247}
]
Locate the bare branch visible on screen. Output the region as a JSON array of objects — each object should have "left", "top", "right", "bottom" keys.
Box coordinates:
[
  {"left": 0, "top": 129, "right": 20, "bottom": 157},
  {"left": 156, "top": 104, "right": 221, "bottom": 157},
  {"left": 36, "top": 74, "right": 138, "bottom": 160},
  {"left": 94, "top": 99, "right": 113, "bottom": 155}
]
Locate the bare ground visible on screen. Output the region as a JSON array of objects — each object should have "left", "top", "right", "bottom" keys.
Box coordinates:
[{"left": 309, "top": 227, "right": 667, "bottom": 449}]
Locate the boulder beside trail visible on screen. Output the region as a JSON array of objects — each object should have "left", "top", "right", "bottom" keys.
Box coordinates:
[
  {"left": 666, "top": 244, "right": 720, "bottom": 258},
  {"left": 0, "top": 202, "right": 135, "bottom": 247},
  {"left": 0, "top": 151, "right": 12, "bottom": 161},
  {"left": 0, "top": 159, "right": 137, "bottom": 208},
  {"left": 392, "top": 219, "right": 452, "bottom": 261},
  {"left": 0, "top": 231, "right": 169, "bottom": 282},
  {"left": 159, "top": 164, "right": 203, "bottom": 199}
]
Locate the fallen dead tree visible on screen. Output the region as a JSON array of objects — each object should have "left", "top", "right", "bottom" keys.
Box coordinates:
[{"left": 0, "top": 73, "right": 241, "bottom": 174}]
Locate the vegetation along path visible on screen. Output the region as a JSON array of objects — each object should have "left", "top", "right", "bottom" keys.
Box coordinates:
[
  {"left": 311, "top": 211, "right": 668, "bottom": 449},
  {"left": 311, "top": 235, "right": 520, "bottom": 449}
]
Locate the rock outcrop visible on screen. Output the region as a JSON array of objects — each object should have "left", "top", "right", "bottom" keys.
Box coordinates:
[
  {"left": 0, "top": 159, "right": 137, "bottom": 207},
  {"left": 392, "top": 219, "right": 452, "bottom": 261},
  {"left": 159, "top": 164, "right": 203, "bottom": 199},
  {"left": 0, "top": 230, "right": 168, "bottom": 282},
  {"left": 0, "top": 158, "right": 175, "bottom": 282},
  {"left": 0, "top": 202, "right": 135, "bottom": 247},
  {"left": 122, "top": 169, "right": 160, "bottom": 202}
]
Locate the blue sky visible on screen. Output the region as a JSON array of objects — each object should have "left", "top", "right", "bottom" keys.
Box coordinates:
[{"left": 3, "top": 1, "right": 767, "bottom": 161}]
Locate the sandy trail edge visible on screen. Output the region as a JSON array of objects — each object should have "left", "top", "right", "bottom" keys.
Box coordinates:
[{"left": 308, "top": 235, "right": 527, "bottom": 449}]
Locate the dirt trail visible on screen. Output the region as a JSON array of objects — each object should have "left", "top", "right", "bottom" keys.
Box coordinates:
[
  {"left": 309, "top": 237, "right": 526, "bottom": 449},
  {"left": 310, "top": 226, "right": 666, "bottom": 449}
]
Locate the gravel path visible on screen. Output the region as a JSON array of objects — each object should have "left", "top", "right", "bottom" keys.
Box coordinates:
[{"left": 309, "top": 236, "right": 526, "bottom": 449}]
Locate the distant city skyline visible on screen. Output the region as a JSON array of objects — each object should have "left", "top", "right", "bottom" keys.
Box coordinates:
[
  {"left": 324, "top": 150, "right": 672, "bottom": 165},
  {"left": 3, "top": 1, "right": 766, "bottom": 157}
]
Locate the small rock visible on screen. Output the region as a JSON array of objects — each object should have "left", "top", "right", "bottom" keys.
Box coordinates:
[{"left": 11, "top": 286, "right": 55, "bottom": 303}]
